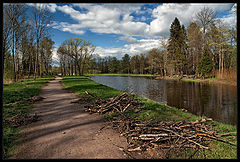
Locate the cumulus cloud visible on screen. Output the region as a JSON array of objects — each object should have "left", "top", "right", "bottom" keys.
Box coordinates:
[
  {"left": 45, "top": 3, "right": 57, "bottom": 12},
  {"left": 119, "top": 35, "right": 138, "bottom": 43},
  {"left": 148, "top": 3, "right": 235, "bottom": 35},
  {"left": 57, "top": 4, "right": 149, "bottom": 37},
  {"left": 95, "top": 38, "right": 161, "bottom": 59},
  {"left": 216, "top": 3, "right": 237, "bottom": 28},
  {"left": 52, "top": 47, "right": 59, "bottom": 62},
  {"left": 95, "top": 46, "right": 124, "bottom": 58},
  {"left": 27, "top": 3, "right": 58, "bottom": 13},
  {"left": 48, "top": 21, "right": 85, "bottom": 35},
  {"left": 124, "top": 39, "right": 161, "bottom": 56}
]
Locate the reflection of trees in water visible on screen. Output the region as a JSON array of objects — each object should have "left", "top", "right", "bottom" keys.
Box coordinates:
[
  {"left": 198, "top": 83, "right": 211, "bottom": 116},
  {"left": 146, "top": 79, "right": 167, "bottom": 104},
  {"left": 166, "top": 80, "right": 181, "bottom": 108},
  {"left": 183, "top": 82, "right": 200, "bottom": 115},
  {"left": 92, "top": 76, "right": 237, "bottom": 125},
  {"left": 216, "top": 85, "right": 237, "bottom": 125}
]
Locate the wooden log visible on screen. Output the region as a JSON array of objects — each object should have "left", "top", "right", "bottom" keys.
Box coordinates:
[
  {"left": 101, "top": 92, "right": 127, "bottom": 108},
  {"left": 85, "top": 91, "right": 101, "bottom": 101},
  {"left": 157, "top": 127, "right": 210, "bottom": 150},
  {"left": 127, "top": 146, "right": 142, "bottom": 152},
  {"left": 122, "top": 103, "right": 131, "bottom": 112},
  {"left": 139, "top": 133, "right": 169, "bottom": 138},
  {"left": 196, "top": 133, "right": 237, "bottom": 146}
]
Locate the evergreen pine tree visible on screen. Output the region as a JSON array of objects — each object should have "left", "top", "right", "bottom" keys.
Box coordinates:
[
  {"left": 197, "top": 48, "right": 213, "bottom": 78},
  {"left": 167, "top": 17, "right": 187, "bottom": 76}
]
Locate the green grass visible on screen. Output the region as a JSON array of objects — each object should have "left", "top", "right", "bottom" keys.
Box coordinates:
[
  {"left": 62, "top": 76, "right": 121, "bottom": 99},
  {"left": 3, "top": 76, "right": 54, "bottom": 159},
  {"left": 181, "top": 78, "right": 217, "bottom": 82},
  {"left": 62, "top": 76, "right": 237, "bottom": 159}
]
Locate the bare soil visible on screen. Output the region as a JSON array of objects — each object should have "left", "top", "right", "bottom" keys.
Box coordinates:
[{"left": 11, "top": 77, "right": 132, "bottom": 159}]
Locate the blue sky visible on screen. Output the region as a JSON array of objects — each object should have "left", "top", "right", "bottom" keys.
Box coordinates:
[{"left": 27, "top": 3, "right": 236, "bottom": 60}]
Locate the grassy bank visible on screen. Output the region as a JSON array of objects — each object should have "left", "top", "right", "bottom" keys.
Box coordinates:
[
  {"left": 61, "top": 75, "right": 237, "bottom": 159},
  {"left": 181, "top": 77, "right": 237, "bottom": 86},
  {"left": 3, "top": 76, "right": 54, "bottom": 158}
]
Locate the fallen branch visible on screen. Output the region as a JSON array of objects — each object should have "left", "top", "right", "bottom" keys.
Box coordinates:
[{"left": 85, "top": 91, "right": 102, "bottom": 101}]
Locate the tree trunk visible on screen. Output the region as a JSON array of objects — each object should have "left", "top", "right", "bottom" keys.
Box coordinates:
[
  {"left": 74, "top": 62, "right": 77, "bottom": 76},
  {"left": 78, "top": 63, "right": 81, "bottom": 76},
  {"left": 12, "top": 28, "right": 16, "bottom": 82},
  {"left": 71, "top": 61, "right": 73, "bottom": 76},
  {"left": 28, "top": 55, "right": 32, "bottom": 78},
  {"left": 34, "top": 39, "right": 39, "bottom": 80}
]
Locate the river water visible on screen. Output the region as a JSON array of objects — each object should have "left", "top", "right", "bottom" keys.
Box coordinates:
[{"left": 91, "top": 75, "right": 237, "bottom": 125}]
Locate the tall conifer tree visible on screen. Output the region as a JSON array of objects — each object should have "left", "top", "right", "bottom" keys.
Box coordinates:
[{"left": 167, "top": 17, "right": 187, "bottom": 76}]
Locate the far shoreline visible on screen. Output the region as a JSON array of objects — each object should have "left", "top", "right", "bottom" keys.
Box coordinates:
[{"left": 87, "top": 73, "right": 237, "bottom": 86}]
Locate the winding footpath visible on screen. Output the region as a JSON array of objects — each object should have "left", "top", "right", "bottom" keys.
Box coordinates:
[{"left": 12, "top": 77, "right": 129, "bottom": 159}]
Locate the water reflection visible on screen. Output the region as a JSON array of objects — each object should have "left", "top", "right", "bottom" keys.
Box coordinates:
[{"left": 91, "top": 76, "right": 237, "bottom": 125}]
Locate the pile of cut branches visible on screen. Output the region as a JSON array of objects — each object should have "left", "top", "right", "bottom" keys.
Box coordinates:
[
  {"left": 110, "top": 114, "right": 237, "bottom": 159},
  {"left": 84, "top": 90, "right": 143, "bottom": 114},
  {"left": 13, "top": 96, "right": 45, "bottom": 103},
  {"left": 4, "top": 113, "right": 39, "bottom": 128}
]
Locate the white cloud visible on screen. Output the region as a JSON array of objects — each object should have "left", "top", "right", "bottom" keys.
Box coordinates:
[
  {"left": 49, "top": 21, "right": 85, "bottom": 35},
  {"left": 27, "top": 3, "right": 58, "bottom": 13},
  {"left": 217, "top": 3, "right": 237, "bottom": 28},
  {"left": 52, "top": 47, "right": 58, "bottom": 61},
  {"left": 124, "top": 39, "right": 160, "bottom": 56},
  {"left": 55, "top": 4, "right": 148, "bottom": 37},
  {"left": 148, "top": 3, "right": 235, "bottom": 35},
  {"left": 45, "top": 3, "right": 57, "bottom": 12},
  {"left": 95, "top": 38, "right": 161, "bottom": 59},
  {"left": 95, "top": 46, "right": 124, "bottom": 58},
  {"left": 119, "top": 35, "right": 138, "bottom": 43}
]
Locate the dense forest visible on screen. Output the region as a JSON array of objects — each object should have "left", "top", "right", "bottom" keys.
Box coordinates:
[{"left": 3, "top": 4, "right": 237, "bottom": 83}]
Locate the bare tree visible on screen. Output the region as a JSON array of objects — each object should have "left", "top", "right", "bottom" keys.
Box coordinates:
[
  {"left": 40, "top": 37, "right": 55, "bottom": 75},
  {"left": 3, "top": 4, "right": 12, "bottom": 73},
  {"left": 195, "top": 6, "right": 216, "bottom": 35},
  {"left": 32, "top": 4, "right": 51, "bottom": 79},
  {"left": 4, "top": 3, "right": 26, "bottom": 82}
]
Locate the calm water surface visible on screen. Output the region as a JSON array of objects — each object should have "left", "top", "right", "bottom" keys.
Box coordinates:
[{"left": 91, "top": 75, "right": 237, "bottom": 125}]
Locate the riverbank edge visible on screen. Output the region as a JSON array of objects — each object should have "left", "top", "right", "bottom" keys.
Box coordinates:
[
  {"left": 87, "top": 73, "right": 237, "bottom": 86},
  {"left": 61, "top": 75, "right": 237, "bottom": 159}
]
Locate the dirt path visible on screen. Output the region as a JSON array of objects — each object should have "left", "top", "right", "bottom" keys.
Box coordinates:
[{"left": 12, "top": 77, "right": 130, "bottom": 159}]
